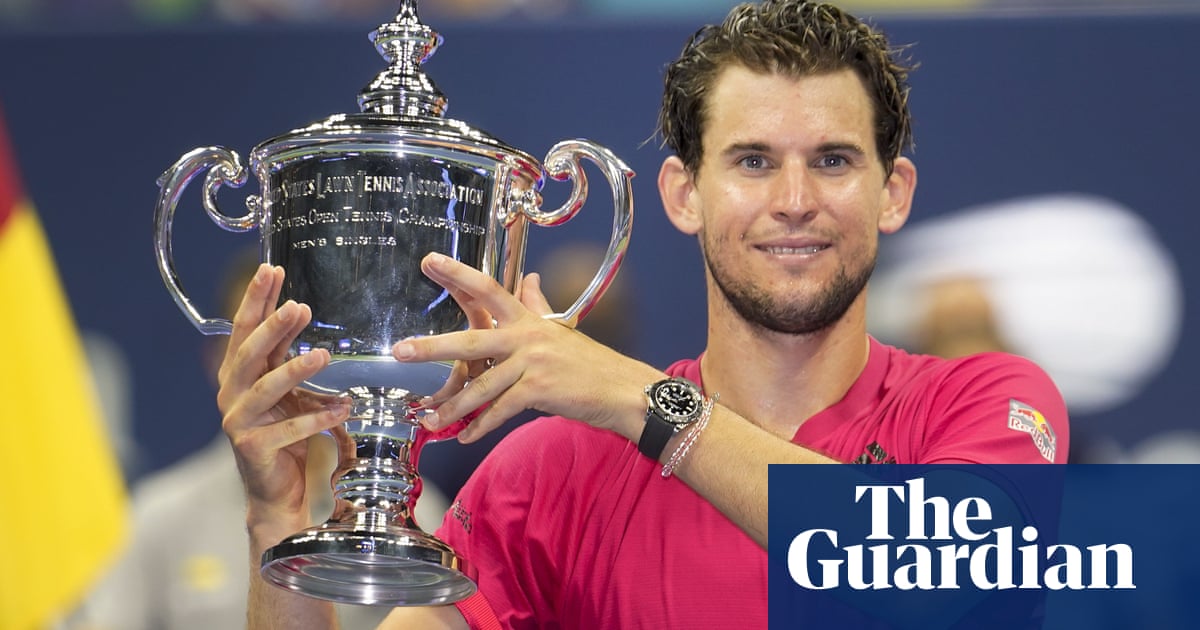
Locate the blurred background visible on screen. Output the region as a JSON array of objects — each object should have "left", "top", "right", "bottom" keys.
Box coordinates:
[
  {"left": 2, "top": 0, "right": 1196, "bottom": 480},
  {"left": 1, "top": 0, "right": 1197, "bottom": 626},
  {"left": 2, "top": 0, "right": 1200, "bottom": 26},
  {"left": 0, "top": 1, "right": 1195, "bottom": 624}
]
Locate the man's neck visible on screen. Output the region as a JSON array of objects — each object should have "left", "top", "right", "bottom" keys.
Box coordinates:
[{"left": 699, "top": 299, "right": 871, "bottom": 440}]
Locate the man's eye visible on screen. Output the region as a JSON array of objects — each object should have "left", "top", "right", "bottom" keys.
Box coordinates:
[
  {"left": 738, "top": 155, "right": 768, "bottom": 170},
  {"left": 817, "top": 155, "right": 848, "bottom": 169}
]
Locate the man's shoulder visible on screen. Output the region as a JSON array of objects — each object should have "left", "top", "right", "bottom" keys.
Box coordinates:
[
  {"left": 867, "top": 342, "right": 1069, "bottom": 464},
  {"left": 875, "top": 339, "right": 1053, "bottom": 388},
  {"left": 939, "top": 351, "right": 1059, "bottom": 390},
  {"left": 870, "top": 341, "right": 1066, "bottom": 424}
]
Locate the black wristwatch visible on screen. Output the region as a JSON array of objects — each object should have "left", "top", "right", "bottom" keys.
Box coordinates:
[{"left": 638, "top": 377, "right": 705, "bottom": 460}]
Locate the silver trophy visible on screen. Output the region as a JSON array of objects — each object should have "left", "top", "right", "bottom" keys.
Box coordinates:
[{"left": 153, "top": 0, "right": 632, "bottom": 607}]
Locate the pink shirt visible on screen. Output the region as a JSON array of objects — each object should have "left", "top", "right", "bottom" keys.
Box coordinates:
[{"left": 438, "top": 338, "right": 1069, "bottom": 629}]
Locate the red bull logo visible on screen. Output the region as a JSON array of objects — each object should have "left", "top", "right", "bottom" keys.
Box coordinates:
[{"left": 1007, "top": 399, "right": 1057, "bottom": 462}]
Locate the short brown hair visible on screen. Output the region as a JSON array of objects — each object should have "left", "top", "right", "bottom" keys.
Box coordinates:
[{"left": 657, "top": 0, "right": 915, "bottom": 175}]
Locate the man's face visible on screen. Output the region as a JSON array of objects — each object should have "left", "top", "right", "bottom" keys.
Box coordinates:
[{"left": 686, "top": 65, "right": 912, "bottom": 335}]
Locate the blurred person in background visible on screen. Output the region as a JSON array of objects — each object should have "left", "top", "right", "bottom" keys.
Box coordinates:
[{"left": 868, "top": 193, "right": 1184, "bottom": 463}]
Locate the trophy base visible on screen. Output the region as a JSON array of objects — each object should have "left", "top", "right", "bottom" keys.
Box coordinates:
[{"left": 261, "top": 522, "right": 475, "bottom": 606}]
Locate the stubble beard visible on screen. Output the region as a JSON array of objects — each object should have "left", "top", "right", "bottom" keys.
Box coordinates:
[{"left": 703, "top": 239, "right": 876, "bottom": 336}]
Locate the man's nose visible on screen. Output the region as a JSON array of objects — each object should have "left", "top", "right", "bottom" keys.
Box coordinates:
[{"left": 770, "top": 161, "right": 818, "bottom": 223}]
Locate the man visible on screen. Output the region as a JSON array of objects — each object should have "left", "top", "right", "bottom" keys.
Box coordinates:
[{"left": 217, "top": 1, "right": 1069, "bottom": 628}]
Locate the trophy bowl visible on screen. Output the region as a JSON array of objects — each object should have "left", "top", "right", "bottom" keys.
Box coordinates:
[{"left": 153, "top": 0, "right": 632, "bottom": 607}]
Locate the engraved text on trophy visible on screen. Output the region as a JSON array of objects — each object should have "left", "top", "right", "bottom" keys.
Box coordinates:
[{"left": 263, "top": 154, "right": 493, "bottom": 357}]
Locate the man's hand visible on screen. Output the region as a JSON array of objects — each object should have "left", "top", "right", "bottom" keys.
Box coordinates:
[
  {"left": 216, "top": 264, "right": 351, "bottom": 537},
  {"left": 392, "top": 253, "right": 662, "bottom": 446}
]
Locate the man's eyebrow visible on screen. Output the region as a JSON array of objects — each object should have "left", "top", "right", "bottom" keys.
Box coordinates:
[
  {"left": 719, "top": 141, "right": 868, "bottom": 156},
  {"left": 719, "top": 142, "right": 772, "bottom": 157},
  {"left": 817, "top": 141, "right": 867, "bottom": 155}
]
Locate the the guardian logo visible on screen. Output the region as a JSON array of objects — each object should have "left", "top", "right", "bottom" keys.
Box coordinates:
[{"left": 787, "top": 478, "right": 1135, "bottom": 591}]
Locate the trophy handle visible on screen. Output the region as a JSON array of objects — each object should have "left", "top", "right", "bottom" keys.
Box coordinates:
[
  {"left": 527, "top": 139, "right": 634, "bottom": 328},
  {"left": 154, "top": 146, "right": 257, "bottom": 335}
]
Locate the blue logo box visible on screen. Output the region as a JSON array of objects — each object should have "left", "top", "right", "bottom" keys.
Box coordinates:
[{"left": 768, "top": 464, "right": 1200, "bottom": 629}]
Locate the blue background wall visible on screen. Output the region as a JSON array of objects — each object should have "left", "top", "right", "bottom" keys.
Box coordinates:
[{"left": 0, "top": 12, "right": 1195, "bottom": 482}]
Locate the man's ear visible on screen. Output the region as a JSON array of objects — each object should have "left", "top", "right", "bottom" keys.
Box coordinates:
[
  {"left": 878, "top": 156, "right": 917, "bottom": 234},
  {"left": 658, "top": 156, "right": 703, "bottom": 235}
]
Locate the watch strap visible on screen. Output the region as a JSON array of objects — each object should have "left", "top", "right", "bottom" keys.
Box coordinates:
[{"left": 638, "top": 412, "right": 678, "bottom": 461}]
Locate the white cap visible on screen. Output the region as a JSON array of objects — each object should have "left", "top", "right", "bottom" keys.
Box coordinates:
[{"left": 869, "top": 193, "right": 1183, "bottom": 415}]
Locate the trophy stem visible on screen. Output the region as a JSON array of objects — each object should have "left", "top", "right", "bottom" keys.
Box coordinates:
[
  {"left": 331, "top": 387, "right": 422, "bottom": 532},
  {"left": 260, "top": 386, "right": 475, "bottom": 606}
]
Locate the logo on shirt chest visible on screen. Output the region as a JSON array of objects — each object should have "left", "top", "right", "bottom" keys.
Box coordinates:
[
  {"left": 853, "top": 441, "right": 895, "bottom": 464},
  {"left": 450, "top": 499, "right": 473, "bottom": 534}
]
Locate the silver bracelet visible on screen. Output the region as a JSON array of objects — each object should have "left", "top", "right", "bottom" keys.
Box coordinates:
[{"left": 662, "top": 393, "right": 717, "bottom": 479}]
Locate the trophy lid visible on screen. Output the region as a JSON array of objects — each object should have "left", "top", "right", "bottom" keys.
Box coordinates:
[
  {"left": 358, "top": 0, "right": 447, "bottom": 118},
  {"left": 250, "top": 0, "right": 540, "bottom": 180}
]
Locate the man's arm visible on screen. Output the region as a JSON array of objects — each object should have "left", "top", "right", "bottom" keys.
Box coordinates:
[
  {"left": 220, "top": 265, "right": 473, "bottom": 629},
  {"left": 652, "top": 406, "right": 837, "bottom": 548},
  {"left": 377, "top": 605, "right": 470, "bottom": 629},
  {"left": 245, "top": 515, "right": 340, "bottom": 629},
  {"left": 658, "top": 352, "right": 1070, "bottom": 548},
  {"left": 217, "top": 264, "right": 348, "bottom": 629},
  {"left": 395, "top": 253, "right": 839, "bottom": 551},
  {"left": 395, "top": 255, "right": 1070, "bottom": 553}
]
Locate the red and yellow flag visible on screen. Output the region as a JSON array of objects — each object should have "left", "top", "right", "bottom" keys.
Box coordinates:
[{"left": 0, "top": 104, "right": 128, "bottom": 629}]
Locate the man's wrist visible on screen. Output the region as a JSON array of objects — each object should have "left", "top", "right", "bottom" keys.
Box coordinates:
[
  {"left": 605, "top": 369, "right": 671, "bottom": 444},
  {"left": 246, "top": 507, "right": 309, "bottom": 553},
  {"left": 639, "top": 376, "right": 707, "bottom": 461}
]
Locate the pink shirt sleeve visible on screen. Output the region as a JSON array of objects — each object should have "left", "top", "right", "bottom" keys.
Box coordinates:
[{"left": 918, "top": 352, "right": 1070, "bottom": 464}]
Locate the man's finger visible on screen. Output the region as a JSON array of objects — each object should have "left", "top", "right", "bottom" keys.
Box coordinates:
[
  {"left": 518, "top": 272, "right": 555, "bottom": 317},
  {"left": 420, "top": 253, "right": 527, "bottom": 325},
  {"left": 392, "top": 327, "right": 512, "bottom": 368},
  {"left": 423, "top": 359, "right": 519, "bottom": 430},
  {"left": 268, "top": 303, "right": 311, "bottom": 370},
  {"left": 224, "top": 265, "right": 283, "bottom": 369},
  {"left": 240, "top": 349, "right": 332, "bottom": 420},
  {"left": 233, "top": 401, "right": 350, "bottom": 456},
  {"left": 219, "top": 304, "right": 318, "bottom": 412},
  {"left": 424, "top": 358, "right": 471, "bottom": 405}
]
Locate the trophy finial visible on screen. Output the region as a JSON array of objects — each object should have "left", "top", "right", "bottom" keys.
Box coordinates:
[{"left": 358, "top": 0, "right": 448, "bottom": 117}]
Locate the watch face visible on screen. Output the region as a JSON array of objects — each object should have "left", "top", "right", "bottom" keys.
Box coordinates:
[{"left": 652, "top": 379, "right": 702, "bottom": 425}]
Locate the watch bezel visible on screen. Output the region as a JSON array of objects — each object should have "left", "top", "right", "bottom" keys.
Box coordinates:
[{"left": 646, "top": 377, "right": 704, "bottom": 427}]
